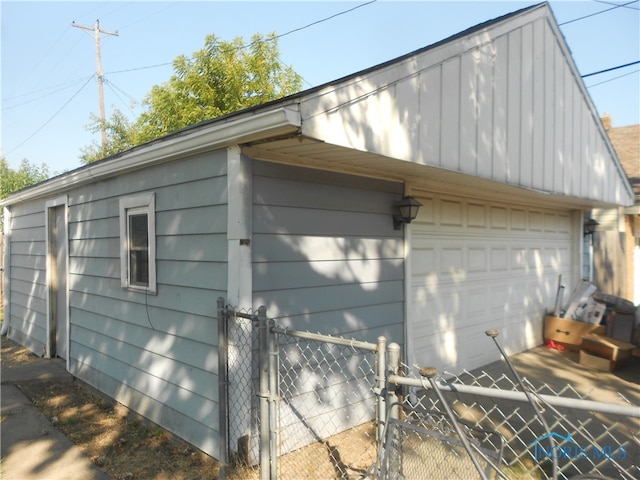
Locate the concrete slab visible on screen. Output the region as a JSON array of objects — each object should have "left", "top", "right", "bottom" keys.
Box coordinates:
[{"left": 1, "top": 357, "right": 111, "bottom": 480}]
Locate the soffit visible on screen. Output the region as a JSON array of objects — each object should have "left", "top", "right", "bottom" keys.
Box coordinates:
[{"left": 242, "top": 136, "right": 618, "bottom": 210}]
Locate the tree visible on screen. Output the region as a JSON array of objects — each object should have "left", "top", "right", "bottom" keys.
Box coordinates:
[
  {"left": 82, "top": 32, "right": 303, "bottom": 163},
  {"left": 80, "top": 108, "right": 139, "bottom": 164},
  {"left": 1, "top": 157, "right": 50, "bottom": 229},
  {"left": 0, "top": 157, "right": 50, "bottom": 199}
]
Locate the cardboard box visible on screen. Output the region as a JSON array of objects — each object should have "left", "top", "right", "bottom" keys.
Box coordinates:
[
  {"left": 579, "top": 334, "right": 634, "bottom": 372},
  {"left": 579, "top": 350, "right": 617, "bottom": 372},
  {"left": 544, "top": 316, "right": 605, "bottom": 351}
]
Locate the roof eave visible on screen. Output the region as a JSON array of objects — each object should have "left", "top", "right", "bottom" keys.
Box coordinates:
[{"left": 2, "top": 105, "right": 301, "bottom": 207}]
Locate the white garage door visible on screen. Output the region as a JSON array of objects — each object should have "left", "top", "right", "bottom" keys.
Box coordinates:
[{"left": 408, "top": 193, "right": 575, "bottom": 373}]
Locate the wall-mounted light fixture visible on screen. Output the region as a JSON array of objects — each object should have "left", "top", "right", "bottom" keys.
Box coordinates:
[
  {"left": 584, "top": 218, "right": 599, "bottom": 236},
  {"left": 393, "top": 196, "right": 422, "bottom": 230}
]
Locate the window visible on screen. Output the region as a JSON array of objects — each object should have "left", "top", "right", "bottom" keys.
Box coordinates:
[{"left": 120, "top": 193, "right": 156, "bottom": 294}]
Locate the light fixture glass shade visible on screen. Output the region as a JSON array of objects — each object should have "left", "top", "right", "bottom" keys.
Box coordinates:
[
  {"left": 584, "top": 218, "right": 599, "bottom": 235},
  {"left": 393, "top": 196, "right": 422, "bottom": 229}
]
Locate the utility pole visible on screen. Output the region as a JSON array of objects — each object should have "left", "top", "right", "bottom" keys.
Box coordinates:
[{"left": 72, "top": 20, "right": 119, "bottom": 152}]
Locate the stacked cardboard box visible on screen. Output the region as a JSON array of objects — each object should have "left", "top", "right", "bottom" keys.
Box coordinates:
[
  {"left": 544, "top": 316, "right": 605, "bottom": 351},
  {"left": 579, "top": 334, "right": 635, "bottom": 372},
  {"left": 544, "top": 282, "right": 639, "bottom": 370}
]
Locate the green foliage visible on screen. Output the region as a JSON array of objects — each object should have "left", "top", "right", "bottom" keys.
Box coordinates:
[
  {"left": 0, "top": 157, "right": 50, "bottom": 199},
  {"left": 80, "top": 108, "right": 140, "bottom": 164},
  {"left": 82, "top": 32, "right": 303, "bottom": 163},
  {"left": 0, "top": 157, "right": 51, "bottom": 230}
]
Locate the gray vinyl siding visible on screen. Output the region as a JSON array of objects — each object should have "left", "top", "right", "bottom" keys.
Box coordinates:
[
  {"left": 252, "top": 160, "right": 405, "bottom": 344},
  {"left": 250, "top": 161, "right": 404, "bottom": 454},
  {"left": 6, "top": 199, "right": 47, "bottom": 353},
  {"left": 66, "top": 150, "right": 228, "bottom": 458}
]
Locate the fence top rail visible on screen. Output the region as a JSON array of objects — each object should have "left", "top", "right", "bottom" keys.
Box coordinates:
[
  {"left": 270, "top": 325, "right": 380, "bottom": 352},
  {"left": 388, "top": 374, "right": 640, "bottom": 418},
  {"left": 221, "top": 308, "right": 258, "bottom": 321}
]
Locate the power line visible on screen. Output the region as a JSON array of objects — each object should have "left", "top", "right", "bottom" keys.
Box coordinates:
[
  {"left": 559, "top": 0, "right": 639, "bottom": 25},
  {"left": 104, "top": 78, "right": 138, "bottom": 116},
  {"left": 5, "top": 75, "right": 95, "bottom": 156},
  {"left": 593, "top": 0, "right": 640, "bottom": 10},
  {"left": 2, "top": 76, "right": 94, "bottom": 105},
  {"left": 107, "top": 62, "right": 173, "bottom": 75},
  {"left": 106, "top": 0, "right": 378, "bottom": 77},
  {"left": 16, "top": 26, "right": 74, "bottom": 95},
  {"left": 6, "top": 1, "right": 377, "bottom": 156},
  {"left": 587, "top": 68, "right": 639, "bottom": 88},
  {"left": 582, "top": 60, "right": 640, "bottom": 77},
  {"left": 104, "top": 78, "right": 137, "bottom": 105},
  {"left": 267, "top": 0, "right": 377, "bottom": 43},
  {"left": 114, "top": 1, "right": 180, "bottom": 32}
]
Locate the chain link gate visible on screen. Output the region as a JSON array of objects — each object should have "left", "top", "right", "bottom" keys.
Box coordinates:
[
  {"left": 218, "top": 300, "right": 263, "bottom": 479},
  {"left": 267, "top": 322, "right": 386, "bottom": 480},
  {"left": 218, "top": 300, "right": 387, "bottom": 480}
]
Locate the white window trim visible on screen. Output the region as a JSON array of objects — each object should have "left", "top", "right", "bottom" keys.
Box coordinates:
[{"left": 119, "top": 193, "right": 156, "bottom": 294}]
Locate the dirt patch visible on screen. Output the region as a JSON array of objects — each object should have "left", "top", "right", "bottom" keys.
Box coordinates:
[
  {"left": 277, "top": 422, "right": 377, "bottom": 479},
  {"left": 1, "top": 336, "right": 220, "bottom": 480},
  {"left": 1, "top": 335, "right": 381, "bottom": 479}
]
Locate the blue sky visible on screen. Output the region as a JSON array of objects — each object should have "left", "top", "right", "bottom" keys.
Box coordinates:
[{"left": 2, "top": 0, "right": 639, "bottom": 174}]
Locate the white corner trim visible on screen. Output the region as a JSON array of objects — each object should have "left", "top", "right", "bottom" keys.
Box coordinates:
[
  {"left": 1, "top": 206, "right": 12, "bottom": 336},
  {"left": 227, "top": 147, "right": 253, "bottom": 308}
]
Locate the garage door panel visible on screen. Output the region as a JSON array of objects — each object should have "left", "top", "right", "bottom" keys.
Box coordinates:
[
  {"left": 414, "top": 324, "right": 505, "bottom": 373},
  {"left": 468, "top": 203, "right": 487, "bottom": 227},
  {"left": 411, "top": 331, "right": 460, "bottom": 373},
  {"left": 511, "top": 208, "right": 527, "bottom": 230},
  {"left": 490, "top": 247, "right": 509, "bottom": 271},
  {"left": 409, "top": 194, "right": 573, "bottom": 373},
  {"left": 468, "top": 247, "right": 488, "bottom": 272}
]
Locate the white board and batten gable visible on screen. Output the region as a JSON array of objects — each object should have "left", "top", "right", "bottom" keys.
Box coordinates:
[{"left": 295, "top": 2, "right": 633, "bottom": 209}]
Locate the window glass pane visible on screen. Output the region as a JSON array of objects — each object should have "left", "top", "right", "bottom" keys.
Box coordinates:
[
  {"left": 130, "top": 251, "right": 149, "bottom": 285},
  {"left": 128, "top": 213, "right": 149, "bottom": 286},
  {"left": 129, "top": 214, "right": 148, "bottom": 249}
]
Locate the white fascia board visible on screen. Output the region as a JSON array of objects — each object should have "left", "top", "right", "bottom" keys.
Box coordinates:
[{"left": 2, "top": 105, "right": 301, "bottom": 207}]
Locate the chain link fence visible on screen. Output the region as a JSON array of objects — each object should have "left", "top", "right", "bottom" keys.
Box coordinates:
[
  {"left": 217, "top": 300, "right": 261, "bottom": 479},
  {"left": 386, "top": 364, "right": 640, "bottom": 480},
  {"left": 271, "top": 325, "right": 383, "bottom": 480},
  {"left": 218, "top": 301, "right": 639, "bottom": 480}
]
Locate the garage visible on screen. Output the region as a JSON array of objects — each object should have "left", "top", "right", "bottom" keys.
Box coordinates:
[{"left": 407, "top": 191, "right": 577, "bottom": 373}]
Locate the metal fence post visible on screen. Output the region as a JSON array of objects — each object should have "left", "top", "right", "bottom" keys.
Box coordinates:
[
  {"left": 387, "top": 342, "right": 401, "bottom": 421},
  {"left": 267, "top": 318, "right": 278, "bottom": 480},
  {"left": 376, "top": 336, "right": 387, "bottom": 443},
  {"left": 217, "top": 298, "right": 229, "bottom": 480},
  {"left": 258, "top": 306, "right": 270, "bottom": 480}
]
